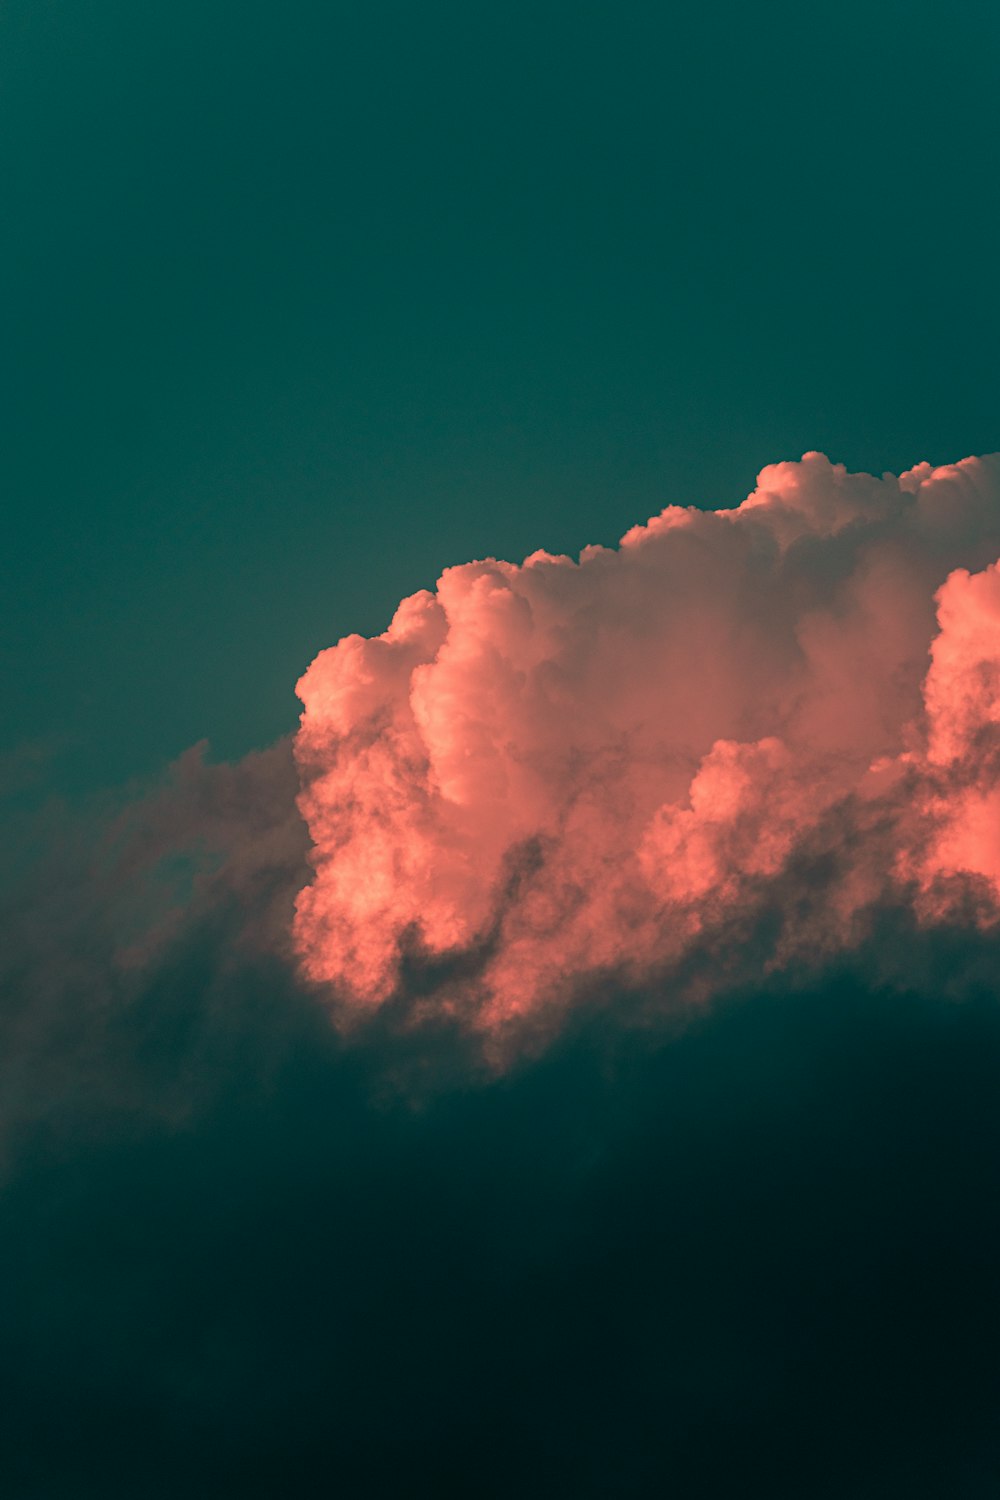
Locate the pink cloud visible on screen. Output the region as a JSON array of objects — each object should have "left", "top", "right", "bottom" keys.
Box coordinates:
[
  {"left": 293, "top": 452, "right": 1000, "bottom": 1042},
  {"left": 904, "top": 559, "right": 1000, "bottom": 912}
]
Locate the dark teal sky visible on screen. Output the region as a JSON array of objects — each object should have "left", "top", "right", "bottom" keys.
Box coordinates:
[
  {"left": 4, "top": 0, "right": 998, "bottom": 793},
  {"left": 5, "top": 12, "right": 1000, "bottom": 1490}
]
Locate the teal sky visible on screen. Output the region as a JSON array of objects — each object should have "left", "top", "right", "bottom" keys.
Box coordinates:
[{"left": 4, "top": 0, "right": 998, "bottom": 794}]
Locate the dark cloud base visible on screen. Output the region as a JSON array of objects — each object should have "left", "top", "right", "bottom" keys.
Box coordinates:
[{"left": 2, "top": 906, "right": 1000, "bottom": 1498}]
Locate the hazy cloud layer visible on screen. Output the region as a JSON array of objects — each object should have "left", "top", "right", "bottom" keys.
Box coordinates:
[
  {"left": 0, "top": 740, "right": 307, "bottom": 1145},
  {"left": 294, "top": 452, "right": 1000, "bottom": 1044}
]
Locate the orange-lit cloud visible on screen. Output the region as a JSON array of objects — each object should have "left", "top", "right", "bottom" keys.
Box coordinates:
[{"left": 293, "top": 452, "right": 1000, "bottom": 1040}]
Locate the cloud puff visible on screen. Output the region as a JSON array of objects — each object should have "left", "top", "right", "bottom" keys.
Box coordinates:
[{"left": 293, "top": 452, "right": 1000, "bottom": 1039}]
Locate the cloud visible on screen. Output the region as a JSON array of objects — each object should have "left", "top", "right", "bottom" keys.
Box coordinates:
[
  {"left": 0, "top": 739, "right": 309, "bottom": 1146},
  {"left": 5, "top": 456, "right": 1000, "bottom": 1496},
  {"left": 293, "top": 452, "right": 1000, "bottom": 1045},
  {"left": 11, "top": 450, "right": 1000, "bottom": 1109},
  {"left": 5, "top": 938, "right": 1000, "bottom": 1497}
]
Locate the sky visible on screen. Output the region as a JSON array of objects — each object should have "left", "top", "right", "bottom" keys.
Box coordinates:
[
  {"left": 4, "top": 0, "right": 999, "bottom": 794},
  {"left": 3, "top": 2, "right": 1000, "bottom": 1496}
]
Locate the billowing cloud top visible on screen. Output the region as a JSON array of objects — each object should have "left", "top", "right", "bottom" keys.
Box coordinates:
[{"left": 293, "top": 453, "right": 1000, "bottom": 1040}]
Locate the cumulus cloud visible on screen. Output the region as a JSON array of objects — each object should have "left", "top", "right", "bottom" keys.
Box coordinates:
[
  {"left": 293, "top": 452, "right": 1000, "bottom": 1041},
  {"left": 8, "top": 456, "right": 1000, "bottom": 1497}
]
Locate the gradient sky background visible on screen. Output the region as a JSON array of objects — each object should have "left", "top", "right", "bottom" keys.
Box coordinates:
[
  {"left": 4, "top": 0, "right": 999, "bottom": 796},
  {"left": 4, "top": 5, "right": 1000, "bottom": 1497}
]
